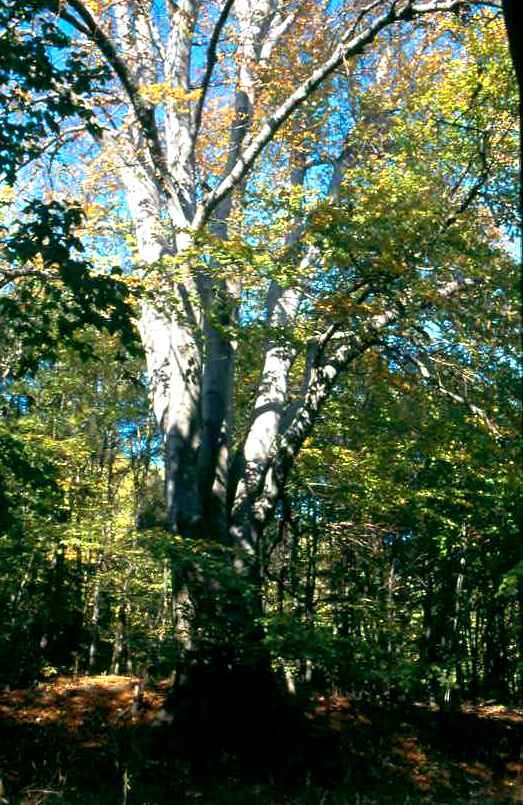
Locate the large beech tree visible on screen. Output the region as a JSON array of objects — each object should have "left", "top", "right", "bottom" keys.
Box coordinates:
[{"left": 3, "top": 0, "right": 517, "bottom": 656}]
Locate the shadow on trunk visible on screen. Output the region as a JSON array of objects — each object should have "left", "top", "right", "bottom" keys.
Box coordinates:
[{"left": 163, "top": 554, "right": 307, "bottom": 776}]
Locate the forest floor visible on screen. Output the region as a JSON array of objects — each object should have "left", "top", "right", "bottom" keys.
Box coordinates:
[{"left": 0, "top": 675, "right": 522, "bottom": 804}]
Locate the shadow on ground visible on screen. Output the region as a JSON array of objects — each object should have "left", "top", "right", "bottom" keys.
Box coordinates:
[{"left": 0, "top": 676, "right": 522, "bottom": 803}]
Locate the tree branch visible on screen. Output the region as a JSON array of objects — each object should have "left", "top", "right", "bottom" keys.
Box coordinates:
[
  {"left": 193, "top": 0, "right": 465, "bottom": 227},
  {"left": 248, "top": 275, "right": 477, "bottom": 534},
  {"left": 57, "top": 7, "right": 91, "bottom": 36},
  {"left": 190, "top": 0, "right": 236, "bottom": 159},
  {"left": 0, "top": 264, "right": 58, "bottom": 290},
  {"left": 258, "top": 8, "right": 298, "bottom": 67},
  {"left": 64, "top": 0, "right": 178, "bottom": 202}
]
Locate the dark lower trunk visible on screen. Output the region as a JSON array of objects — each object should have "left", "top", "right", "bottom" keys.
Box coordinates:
[
  {"left": 170, "top": 644, "right": 282, "bottom": 769},
  {"left": 165, "top": 549, "right": 301, "bottom": 771}
]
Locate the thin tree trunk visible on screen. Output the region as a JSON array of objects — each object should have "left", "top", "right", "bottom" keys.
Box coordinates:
[{"left": 88, "top": 566, "right": 101, "bottom": 672}]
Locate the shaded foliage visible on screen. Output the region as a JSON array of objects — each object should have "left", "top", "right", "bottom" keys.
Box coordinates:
[
  {"left": 0, "top": 0, "right": 107, "bottom": 184},
  {"left": 1, "top": 199, "right": 139, "bottom": 376}
]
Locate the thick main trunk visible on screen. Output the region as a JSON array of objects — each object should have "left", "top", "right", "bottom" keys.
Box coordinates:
[
  {"left": 167, "top": 555, "right": 294, "bottom": 769},
  {"left": 196, "top": 214, "right": 237, "bottom": 543},
  {"left": 164, "top": 303, "right": 203, "bottom": 536},
  {"left": 198, "top": 316, "right": 234, "bottom": 540}
]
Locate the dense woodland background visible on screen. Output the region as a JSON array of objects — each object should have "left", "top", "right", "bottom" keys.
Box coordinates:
[
  {"left": 0, "top": 328, "right": 521, "bottom": 705},
  {"left": 0, "top": 0, "right": 521, "bottom": 802}
]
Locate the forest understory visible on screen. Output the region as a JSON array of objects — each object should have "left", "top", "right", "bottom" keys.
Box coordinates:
[{"left": 1, "top": 674, "right": 523, "bottom": 805}]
